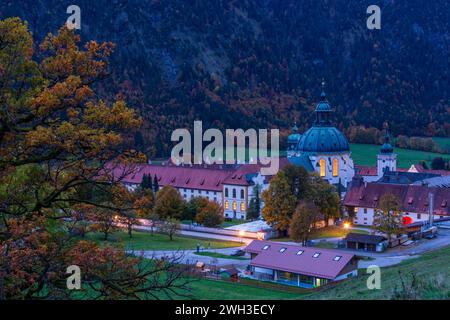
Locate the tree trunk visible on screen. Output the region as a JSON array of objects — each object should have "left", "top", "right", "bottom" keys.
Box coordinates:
[{"left": 128, "top": 224, "right": 132, "bottom": 238}]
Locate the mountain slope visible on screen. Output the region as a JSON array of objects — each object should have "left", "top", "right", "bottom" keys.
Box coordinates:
[{"left": 1, "top": 0, "right": 449, "bottom": 156}]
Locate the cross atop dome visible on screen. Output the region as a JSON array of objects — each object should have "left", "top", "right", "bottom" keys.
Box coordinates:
[
  {"left": 320, "top": 79, "right": 327, "bottom": 100},
  {"left": 315, "top": 80, "right": 332, "bottom": 125}
]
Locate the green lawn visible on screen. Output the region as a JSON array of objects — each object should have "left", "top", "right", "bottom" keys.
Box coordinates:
[
  {"left": 82, "top": 231, "right": 240, "bottom": 251},
  {"left": 350, "top": 143, "right": 450, "bottom": 168},
  {"left": 194, "top": 251, "right": 249, "bottom": 260},
  {"left": 222, "top": 218, "right": 248, "bottom": 228},
  {"left": 183, "top": 244, "right": 450, "bottom": 300},
  {"left": 272, "top": 226, "right": 369, "bottom": 242},
  {"left": 304, "top": 245, "right": 450, "bottom": 300},
  {"left": 185, "top": 279, "right": 307, "bottom": 300}
]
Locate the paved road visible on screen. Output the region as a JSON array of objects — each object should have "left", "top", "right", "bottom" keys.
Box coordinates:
[
  {"left": 134, "top": 225, "right": 253, "bottom": 244},
  {"left": 129, "top": 224, "right": 450, "bottom": 269},
  {"left": 134, "top": 246, "right": 250, "bottom": 268}
]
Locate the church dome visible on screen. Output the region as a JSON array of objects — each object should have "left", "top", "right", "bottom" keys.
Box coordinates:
[
  {"left": 297, "top": 126, "right": 350, "bottom": 153},
  {"left": 287, "top": 123, "right": 301, "bottom": 143},
  {"left": 296, "top": 87, "right": 350, "bottom": 153}
]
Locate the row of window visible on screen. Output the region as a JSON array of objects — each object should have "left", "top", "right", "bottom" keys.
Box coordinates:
[
  {"left": 224, "top": 188, "right": 245, "bottom": 199},
  {"left": 262, "top": 245, "right": 342, "bottom": 261},
  {"left": 224, "top": 200, "right": 245, "bottom": 212},
  {"left": 319, "top": 158, "right": 339, "bottom": 177},
  {"left": 182, "top": 188, "right": 217, "bottom": 196}
]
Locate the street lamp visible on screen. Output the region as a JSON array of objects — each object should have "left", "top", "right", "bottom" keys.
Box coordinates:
[
  {"left": 343, "top": 222, "right": 351, "bottom": 230},
  {"left": 239, "top": 230, "right": 245, "bottom": 243}
]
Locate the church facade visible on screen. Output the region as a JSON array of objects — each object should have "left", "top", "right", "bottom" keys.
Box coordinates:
[{"left": 287, "top": 90, "right": 355, "bottom": 189}]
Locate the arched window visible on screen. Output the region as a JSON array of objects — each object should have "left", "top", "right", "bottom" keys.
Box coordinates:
[
  {"left": 240, "top": 189, "right": 245, "bottom": 199},
  {"left": 225, "top": 188, "right": 229, "bottom": 197},
  {"left": 240, "top": 202, "right": 245, "bottom": 212},
  {"left": 332, "top": 158, "right": 339, "bottom": 177},
  {"left": 319, "top": 158, "right": 326, "bottom": 177},
  {"left": 232, "top": 201, "right": 237, "bottom": 211},
  {"left": 232, "top": 189, "right": 236, "bottom": 198},
  {"left": 225, "top": 201, "right": 229, "bottom": 209}
]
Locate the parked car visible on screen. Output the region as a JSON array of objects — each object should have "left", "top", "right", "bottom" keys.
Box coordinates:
[
  {"left": 424, "top": 234, "right": 436, "bottom": 240},
  {"left": 230, "top": 249, "right": 245, "bottom": 257}
]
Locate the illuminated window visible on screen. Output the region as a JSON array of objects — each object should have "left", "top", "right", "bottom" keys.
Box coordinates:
[
  {"left": 232, "top": 201, "right": 237, "bottom": 211},
  {"left": 332, "top": 158, "right": 338, "bottom": 177},
  {"left": 225, "top": 201, "right": 229, "bottom": 209},
  {"left": 319, "top": 158, "right": 326, "bottom": 177},
  {"left": 240, "top": 202, "right": 245, "bottom": 212}
]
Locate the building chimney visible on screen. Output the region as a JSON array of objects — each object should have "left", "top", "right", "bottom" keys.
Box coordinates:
[{"left": 429, "top": 192, "right": 434, "bottom": 227}]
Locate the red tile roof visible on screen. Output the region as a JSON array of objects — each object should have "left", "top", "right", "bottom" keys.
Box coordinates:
[
  {"left": 222, "top": 158, "right": 291, "bottom": 186},
  {"left": 245, "top": 240, "right": 356, "bottom": 280},
  {"left": 344, "top": 182, "right": 450, "bottom": 216},
  {"left": 355, "top": 165, "right": 377, "bottom": 176},
  {"left": 111, "top": 164, "right": 234, "bottom": 191},
  {"left": 111, "top": 157, "right": 292, "bottom": 190}
]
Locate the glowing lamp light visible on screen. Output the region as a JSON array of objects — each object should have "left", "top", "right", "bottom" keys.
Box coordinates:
[
  {"left": 343, "top": 222, "right": 351, "bottom": 230},
  {"left": 239, "top": 230, "right": 245, "bottom": 237}
]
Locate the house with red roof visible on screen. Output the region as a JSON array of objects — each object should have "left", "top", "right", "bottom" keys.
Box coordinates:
[
  {"left": 344, "top": 177, "right": 450, "bottom": 226},
  {"left": 111, "top": 159, "right": 291, "bottom": 220},
  {"left": 244, "top": 240, "right": 358, "bottom": 288}
]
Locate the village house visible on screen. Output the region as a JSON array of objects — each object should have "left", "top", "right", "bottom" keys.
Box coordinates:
[
  {"left": 344, "top": 177, "right": 450, "bottom": 226},
  {"left": 244, "top": 240, "right": 358, "bottom": 288}
]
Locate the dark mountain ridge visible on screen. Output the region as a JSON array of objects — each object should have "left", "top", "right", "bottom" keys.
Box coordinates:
[{"left": 1, "top": 0, "right": 449, "bottom": 156}]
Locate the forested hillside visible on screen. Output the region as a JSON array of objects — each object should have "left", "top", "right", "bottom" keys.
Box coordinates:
[{"left": 1, "top": 0, "right": 448, "bottom": 156}]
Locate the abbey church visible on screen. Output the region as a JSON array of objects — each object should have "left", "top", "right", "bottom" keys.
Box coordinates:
[{"left": 115, "top": 88, "right": 449, "bottom": 223}]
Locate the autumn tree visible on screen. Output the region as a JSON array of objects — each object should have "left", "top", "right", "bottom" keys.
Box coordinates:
[
  {"left": 261, "top": 172, "right": 297, "bottom": 232},
  {"left": 195, "top": 200, "right": 223, "bottom": 227},
  {"left": 282, "top": 165, "right": 311, "bottom": 199},
  {"left": 373, "top": 194, "right": 404, "bottom": 241},
  {"left": 308, "top": 174, "right": 341, "bottom": 225},
  {"left": 159, "top": 217, "right": 180, "bottom": 241},
  {"left": 289, "top": 202, "right": 321, "bottom": 246},
  {"left": 154, "top": 185, "right": 184, "bottom": 220},
  {"left": 134, "top": 188, "right": 157, "bottom": 235},
  {"left": 0, "top": 19, "right": 190, "bottom": 299}
]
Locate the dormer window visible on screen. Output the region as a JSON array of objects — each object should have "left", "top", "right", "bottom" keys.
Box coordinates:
[
  {"left": 313, "top": 252, "right": 321, "bottom": 258},
  {"left": 296, "top": 250, "right": 304, "bottom": 255},
  {"left": 262, "top": 245, "right": 270, "bottom": 250},
  {"left": 279, "top": 248, "right": 287, "bottom": 253},
  {"left": 333, "top": 256, "right": 342, "bottom": 261}
]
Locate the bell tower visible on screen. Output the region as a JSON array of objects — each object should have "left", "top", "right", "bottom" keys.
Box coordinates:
[{"left": 377, "top": 123, "right": 397, "bottom": 178}]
